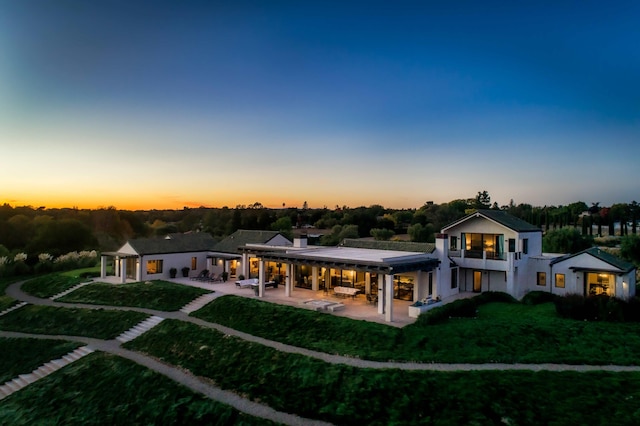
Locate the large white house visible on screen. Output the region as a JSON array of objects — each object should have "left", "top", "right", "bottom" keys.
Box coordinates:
[{"left": 101, "top": 210, "right": 636, "bottom": 322}]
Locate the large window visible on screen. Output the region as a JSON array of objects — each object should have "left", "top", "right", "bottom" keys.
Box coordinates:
[
  {"left": 523, "top": 239, "right": 529, "bottom": 254},
  {"left": 586, "top": 272, "right": 613, "bottom": 296},
  {"left": 393, "top": 275, "right": 414, "bottom": 301},
  {"left": 146, "top": 259, "right": 163, "bottom": 274},
  {"left": 465, "top": 233, "right": 505, "bottom": 259},
  {"left": 191, "top": 257, "right": 197, "bottom": 270},
  {"left": 555, "top": 273, "right": 565, "bottom": 288},
  {"left": 537, "top": 272, "right": 546, "bottom": 286},
  {"left": 451, "top": 268, "right": 458, "bottom": 289},
  {"left": 450, "top": 236, "right": 458, "bottom": 251}
]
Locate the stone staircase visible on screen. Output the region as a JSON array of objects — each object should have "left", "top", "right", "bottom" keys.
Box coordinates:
[
  {"left": 0, "top": 301, "right": 28, "bottom": 317},
  {"left": 115, "top": 315, "right": 165, "bottom": 343},
  {"left": 50, "top": 281, "right": 93, "bottom": 300},
  {"left": 179, "top": 293, "right": 218, "bottom": 314},
  {"left": 0, "top": 346, "right": 94, "bottom": 400}
]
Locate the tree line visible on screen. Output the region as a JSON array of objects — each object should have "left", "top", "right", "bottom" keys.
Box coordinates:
[{"left": 1, "top": 191, "right": 639, "bottom": 266}]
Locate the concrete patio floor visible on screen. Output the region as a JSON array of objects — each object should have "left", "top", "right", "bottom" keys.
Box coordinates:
[{"left": 98, "top": 275, "right": 475, "bottom": 328}]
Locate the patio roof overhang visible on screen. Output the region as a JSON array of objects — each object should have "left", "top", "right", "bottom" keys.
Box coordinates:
[
  {"left": 206, "top": 252, "right": 241, "bottom": 260},
  {"left": 569, "top": 266, "right": 625, "bottom": 275},
  {"left": 258, "top": 251, "right": 440, "bottom": 275},
  {"left": 101, "top": 251, "right": 139, "bottom": 259}
]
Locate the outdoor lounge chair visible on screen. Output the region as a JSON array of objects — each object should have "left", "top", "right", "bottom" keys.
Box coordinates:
[{"left": 191, "top": 269, "right": 209, "bottom": 281}]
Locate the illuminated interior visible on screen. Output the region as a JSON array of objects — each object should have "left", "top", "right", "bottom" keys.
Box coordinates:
[{"left": 586, "top": 272, "right": 614, "bottom": 296}]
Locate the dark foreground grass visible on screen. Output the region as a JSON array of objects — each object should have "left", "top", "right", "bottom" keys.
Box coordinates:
[
  {"left": 0, "top": 295, "right": 16, "bottom": 312},
  {"left": 194, "top": 296, "right": 640, "bottom": 364},
  {"left": 21, "top": 274, "right": 87, "bottom": 298},
  {"left": 57, "top": 280, "right": 211, "bottom": 311},
  {"left": 0, "top": 338, "right": 81, "bottom": 384},
  {"left": 0, "top": 352, "right": 275, "bottom": 426},
  {"left": 0, "top": 305, "right": 148, "bottom": 339},
  {"left": 127, "top": 320, "right": 640, "bottom": 426}
]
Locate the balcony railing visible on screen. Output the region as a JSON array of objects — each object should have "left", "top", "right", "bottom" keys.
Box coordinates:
[{"left": 455, "top": 250, "right": 507, "bottom": 261}]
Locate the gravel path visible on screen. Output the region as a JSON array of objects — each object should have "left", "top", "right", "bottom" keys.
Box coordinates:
[{"left": 3, "top": 279, "right": 640, "bottom": 424}]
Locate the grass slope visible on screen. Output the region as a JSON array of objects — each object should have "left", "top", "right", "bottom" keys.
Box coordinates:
[
  {"left": 21, "top": 274, "right": 87, "bottom": 298},
  {"left": 194, "top": 296, "right": 640, "bottom": 365},
  {"left": 0, "top": 338, "right": 81, "bottom": 384},
  {"left": 57, "top": 280, "right": 211, "bottom": 311},
  {"left": 0, "top": 305, "right": 148, "bottom": 339}
]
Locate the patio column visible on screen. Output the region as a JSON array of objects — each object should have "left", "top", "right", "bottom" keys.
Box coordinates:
[
  {"left": 285, "top": 263, "right": 291, "bottom": 297},
  {"left": 365, "top": 272, "right": 371, "bottom": 295},
  {"left": 377, "top": 274, "right": 384, "bottom": 314},
  {"left": 385, "top": 274, "right": 394, "bottom": 322},
  {"left": 120, "top": 258, "right": 127, "bottom": 284},
  {"left": 242, "top": 253, "right": 249, "bottom": 278},
  {"left": 100, "top": 256, "right": 107, "bottom": 278},
  {"left": 136, "top": 257, "right": 142, "bottom": 281},
  {"left": 258, "top": 260, "right": 265, "bottom": 297},
  {"left": 311, "top": 266, "right": 319, "bottom": 291},
  {"left": 414, "top": 271, "right": 422, "bottom": 301}
]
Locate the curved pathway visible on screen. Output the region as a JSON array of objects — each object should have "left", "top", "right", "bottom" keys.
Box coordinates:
[{"left": 3, "top": 279, "right": 640, "bottom": 424}]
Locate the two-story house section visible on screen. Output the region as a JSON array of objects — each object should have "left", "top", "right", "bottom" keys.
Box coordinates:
[{"left": 437, "top": 209, "right": 543, "bottom": 299}]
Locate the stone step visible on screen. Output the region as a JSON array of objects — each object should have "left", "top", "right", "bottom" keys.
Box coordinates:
[
  {"left": 75, "top": 346, "right": 94, "bottom": 356},
  {"left": 4, "top": 380, "right": 21, "bottom": 392},
  {"left": 12, "top": 377, "right": 29, "bottom": 388},
  {"left": 18, "top": 374, "right": 37, "bottom": 385},
  {"left": 0, "top": 301, "right": 28, "bottom": 317},
  {"left": 0, "top": 386, "right": 9, "bottom": 398}
]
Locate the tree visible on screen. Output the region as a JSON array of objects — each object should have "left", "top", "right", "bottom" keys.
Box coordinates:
[
  {"left": 370, "top": 228, "right": 395, "bottom": 241},
  {"left": 319, "top": 225, "right": 358, "bottom": 246},
  {"left": 474, "top": 190, "right": 491, "bottom": 209},
  {"left": 407, "top": 223, "right": 434, "bottom": 242},
  {"left": 620, "top": 234, "right": 640, "bottom": 265},
  {"left": 543, "top": 228, "right": 593, "bottom": 254},
  {"left": 270, "top": 216, "right": 293, "bottom": 240}
]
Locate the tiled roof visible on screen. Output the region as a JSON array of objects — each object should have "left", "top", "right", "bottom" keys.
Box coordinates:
[
  {"left": 340, "top": 239, "right": 436, "bottom": 254},
  {"left": 551, "top": 247, "right": 636, "bottom": 272},
  {"left": 443, "top": 209, "right": 541, "bottom": 233},
  {"left": 128, "top": 233, "right": 217, "bottom": 255},
  {"left": 213, "top": 230, "right": 287, "bottom": 254}
]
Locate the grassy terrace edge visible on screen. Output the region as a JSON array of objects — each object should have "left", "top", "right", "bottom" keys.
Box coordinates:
[{"left": 192, "top": 294, "right": 640, "bottom": 365}]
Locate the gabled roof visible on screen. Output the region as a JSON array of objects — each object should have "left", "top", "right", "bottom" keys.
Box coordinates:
[
  {"left": 213, "top": 230, "right": 290, "bottom": 254},
  {"left": 442, "top": 209, "right": 541, "bottom": 233},
  {"left": 340, "top": 239, "right": 436, "bottom": 254},
  {"left": 551, "top": 247, "right": 636, "bottom": 273},
  {"left": 127, "top": 232, "right": 217, "bottom": 255}
]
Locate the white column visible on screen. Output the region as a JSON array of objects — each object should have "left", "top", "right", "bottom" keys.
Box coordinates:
[
  {"left": 385, "top": 274, "right": 394, "bottom": 322},
  {"left": 311, "top": 266, "right": 319, "bottom": 291},
  {"left": 377, "top": 274, "right": 384, "bottom": 314},
  {"left": 136, "top": 257, "right": 142, "bottom": 281},
  {"left": 242, "top": 253, "right": 249, "bottom": 278},
  {"left": 258, "top": 260, "right": 265, "bottom": 297},
  {"left": 100, "top": 256, "right": 107, "bottom": 278},
  {"left": 285, "top": 263, "right": 291, "bottom": 297},
  {"left": 414, "top": 271, "right": 422, "bottom": 301},
  {"left": 365, "top": 272, "right": 371, "bottom": 294},
  {"left": 120, "top": 258, "right": 127, "bottom": 284}
]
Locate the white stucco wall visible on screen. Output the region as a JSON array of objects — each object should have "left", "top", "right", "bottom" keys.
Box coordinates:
[{"left": 141, "top": 252, "right": 209, "bottom": 281}]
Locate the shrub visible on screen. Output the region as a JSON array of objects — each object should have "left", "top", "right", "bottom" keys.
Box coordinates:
[
  {"left": 474, "top": 291, "right": 517, "bottom": 305},
  {"left": 555, "top": 294, "right": 629, "bottom": 322},
  {"left": 522, "top": 291, "right": 557, "bottom": 305},
  {"left": 420, "top": 298, "right": 478, "bottom": 325}
]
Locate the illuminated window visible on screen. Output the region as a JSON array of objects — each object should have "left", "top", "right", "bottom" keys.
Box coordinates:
[
  {"left": 537, "top": 272, "right": 546, "bottom": 286},
  {"left": 555, "top": 273, "right": 565, "bottom": 288},
  {"left": 191, "top": 257, "right": 197, "bottom": 270},
  {"left": 146, "top": 259, "right": 163, "bottom": 274}
]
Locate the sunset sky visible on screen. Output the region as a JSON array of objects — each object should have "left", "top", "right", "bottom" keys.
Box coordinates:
[{"left": 1, "top": 1, "right": 639, "bottom": 210}]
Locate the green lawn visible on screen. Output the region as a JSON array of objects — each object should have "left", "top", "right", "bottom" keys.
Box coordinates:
[
  {"left": 127, "top": 319, "right": 640, "bottom": 426},
  {"left": 0, "top": 305, "right": 148, "bottom": 339},
  {"left": 193, "top": 296, "right": 640, "bottom": 365},
  {"left": 0, "top": 338, "right": 81, "bottom": 383},
  {"left": 21, "top": 274, "right": 87, "bottom": 298},
  {"left": 57, "top": 280, "right": 212, "bottom": 311},
  {"left": 0, "top": 295, "right": 16, "bottom": 312},
  {"left": 0, "top": 351, "right": 276, "bottom": 425}
]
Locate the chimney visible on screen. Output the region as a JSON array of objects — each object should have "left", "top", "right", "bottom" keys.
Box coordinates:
[{"left": 294, "top": 232, "right": 308, "bottom": 248}]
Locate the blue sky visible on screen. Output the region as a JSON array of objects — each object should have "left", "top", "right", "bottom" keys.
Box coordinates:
[{"left": 1, "top": 1, "right": 638, "bottom": 209}]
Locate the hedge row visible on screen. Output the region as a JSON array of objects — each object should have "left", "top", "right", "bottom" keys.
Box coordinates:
[{"left": 417, "top": 291, "right": 517, "bottom": 325}]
